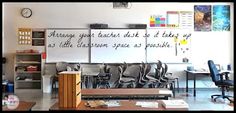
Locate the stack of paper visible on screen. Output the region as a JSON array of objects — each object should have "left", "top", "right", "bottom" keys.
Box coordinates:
[
  {"left": 161, "top": 100, "right": 189, "bottom": 109},
  {"left": 85, "top": 100, "right": 120, "bottom": 108},
  {"left": 104, "top": 100, "right": 121, "bottom": 107},
  {"left": 136, "top": 101, "right": 159, "bottom": 108}
]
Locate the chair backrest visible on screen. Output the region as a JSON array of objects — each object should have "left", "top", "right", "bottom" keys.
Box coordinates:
[
  {"left": 100, "top": 64, "right": 110, "bottom": 73},
  {"left": 158, "top": 64, "right": 166, "bottom": 79},
  {"left": 140, "top": 63, "right": 145, "bottom": 76},
  {"left": 118, "top": 66, "right": 123, "bottom": 79},
  {"left": 137, "top": 65, "right": 143, "bottom": 83},
  {"left": 154, "top": 68, "right": 161, "bottom": 80},
  {"left": 98, "top": 64, "right": 111, "bottom": 80},
  {"left": 56, "top": 62, "right": 69, "bottom": 73},
  {"left": 122, "top": 62, "right": 128, "bottom": 72},
  {"left": 208, "top": 60, "right": 220, "bottom": 82},
  {"left": 104, "top": 64, "right": 111, "bottom": 73},
  {"left": 71, "top": 63, "right": 81, "bottom": 71},
  {"left": 142, "top": 64, "right": 151, "bottom": 81},
  {"left": 162, "top": 63, "right": 168, "bottom": 76},
  {"left": 156, "top": 60, "right": 162, "bottom": 70}
]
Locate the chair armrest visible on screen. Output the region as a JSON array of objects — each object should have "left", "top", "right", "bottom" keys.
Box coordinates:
[
  {"left": 219, "top": 71, "right": 230, "bottom": 80},
  {"left": 220, "top": 71, "right": 230, "bottom": 75}
]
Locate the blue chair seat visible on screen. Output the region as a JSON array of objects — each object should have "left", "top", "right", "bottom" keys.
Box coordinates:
[{"left": 215, "top": 80, "right": 233, "bottom": 86}]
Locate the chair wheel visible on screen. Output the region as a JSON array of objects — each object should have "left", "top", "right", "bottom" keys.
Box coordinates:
[{"left": 213, "top": 98, "right": 217, "bottom": 102}]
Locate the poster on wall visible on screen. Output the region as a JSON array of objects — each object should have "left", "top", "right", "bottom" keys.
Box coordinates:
[
  {"left": 150, "top": 15, "right": 166, "bottom": 27},
  {"left": 213, "top": 5, "right": 230, "bottom": 31},
  {"left": 194, "top": 5, "right": 211, "bottom": 31},
  {"left": 179, "top": 11, "right": 193, "bottom": 29},
  {"left": 166, "top": 11, "right": 180, "bottom": 27}
]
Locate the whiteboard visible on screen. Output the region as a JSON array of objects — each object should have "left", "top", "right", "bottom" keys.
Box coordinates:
[
  {"left": 46, "top": 29, "right": 90, "bottom": 63},
  {"left": 91, "top": 29, "right": 146, "bottom": 63},
  {"left": 146, "top": 29, "right": 192, "bottom": 63}
]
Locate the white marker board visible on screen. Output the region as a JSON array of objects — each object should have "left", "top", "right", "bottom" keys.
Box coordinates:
[
  {"left": 90, "top": 29, "right": 146, "bottom": 63},
  {"left": 45, "top": 28, "right": 191, "bottom": 63},
  {"left": 46, "top": 29, "right": 90, "bottom": 63}
]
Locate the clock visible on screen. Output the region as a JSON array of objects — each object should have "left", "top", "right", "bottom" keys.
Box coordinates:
[{"left": 21, "top": 8, "right": 32, "bottom": 18}]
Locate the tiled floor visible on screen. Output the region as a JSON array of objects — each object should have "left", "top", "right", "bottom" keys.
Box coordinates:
[{"left": 4, "top": 88, "right": 234, "bottom": 111}]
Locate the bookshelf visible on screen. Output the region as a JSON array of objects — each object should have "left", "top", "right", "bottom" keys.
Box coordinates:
[{"left": 14, "top": 53, "right": 42, "bottom": 91}]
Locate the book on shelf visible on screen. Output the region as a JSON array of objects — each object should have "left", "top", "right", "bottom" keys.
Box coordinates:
[{"left": 161, "top": 100, "right": 189, "bottom": 109}]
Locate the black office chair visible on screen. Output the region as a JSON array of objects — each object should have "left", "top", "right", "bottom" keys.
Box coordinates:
[
  {"left": 51, "top": 62, "right": 69, "bottom": 98},
  {"left": 140, "top": 63, "right": 152, "bottom": 85},
  {"left": 208, "top": 60, "right": 234, "bottom": 103},
  {"left": 143, "top": 63, "right": 159, "bottom": 88},
  {"left": 161, "top": 63, "right": 178, "bottom": 97},
  {"left": 115, "top": 64, "right": 136, "bottom": 88},
  {"left": 97, "top": 64, "right": 112, "bottom": 89},
  {"left": 135, "top": 62, "right": 146, "bottom": 88},
  {"left": 155, "top": 60, "right": 168, "bottom": 88}
]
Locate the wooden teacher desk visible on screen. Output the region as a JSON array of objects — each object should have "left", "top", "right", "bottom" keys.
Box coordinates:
[
  {"left": 81, "top": 88, "right": 172, "bottom": 100},
  {"left": 49, "top": 100, "right": 188, "bottom": 111}
]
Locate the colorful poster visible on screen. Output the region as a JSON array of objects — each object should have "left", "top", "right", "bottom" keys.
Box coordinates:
[
  {"left": 150, "top": 15, "right": 166, "bottom": 27},
  {"left": 167, "top": 11, "right": 179, "bottom": 27},
  {"left": 194, "top": 5, "right": 211, "bottom": 31},
  {"left": 213, "top": 5, "right": 230, "bottom": 31}
]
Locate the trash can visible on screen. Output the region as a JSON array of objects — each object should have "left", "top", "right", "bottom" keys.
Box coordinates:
[
  {"left": 7, "top": 83, "right": 14, "bottom": 93},
  {"left": 43, "top": 75, "right": 52, "bottom": 93}
]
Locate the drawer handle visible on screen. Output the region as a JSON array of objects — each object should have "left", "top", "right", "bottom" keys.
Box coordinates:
[
  {"left": 76, "top": 81, "right": 81, "bottom": 85},
  {"left": 77, "top": 92, "right": 81, "bottom": 96}
]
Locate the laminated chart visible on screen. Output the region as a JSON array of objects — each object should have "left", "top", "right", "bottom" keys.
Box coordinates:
[
  {"left": 166, "top": 11, "right": 180, "bottom": 28},
  {"left": 150, "top": 15, "right": 166, "bottom": 27},
  {"left": 179, "top": 11, "right": 193, "bottom": 29}
]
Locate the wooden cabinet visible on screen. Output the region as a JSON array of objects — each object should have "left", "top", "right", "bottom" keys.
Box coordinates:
[
  {"left": 58, "top": 71, "right": 81, "bottom": 108},
  {"left": 14, "top": 53, "right": 42, "bottom": 90}
]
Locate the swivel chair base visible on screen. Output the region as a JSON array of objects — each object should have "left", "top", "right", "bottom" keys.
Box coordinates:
[{"left": 211, "top": 94, "right": 233, "bottom": 103}]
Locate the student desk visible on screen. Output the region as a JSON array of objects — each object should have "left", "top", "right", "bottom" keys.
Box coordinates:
[
  {"left": 49, "top": 100, "right": 188, "bottom": 111},
  {"left": 2, "top": 101, "right": 36, "bottom": 111},
  {"left": 81, "top": 88, "right": 172, "bottom": 100},
  {"left": 185, "top": 70, "right": 232, "bottom": 97}
]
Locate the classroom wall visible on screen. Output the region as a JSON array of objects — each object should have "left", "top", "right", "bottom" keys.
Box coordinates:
[{"left": 3, "top": 2, "right": 234, "bottom": 87}]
